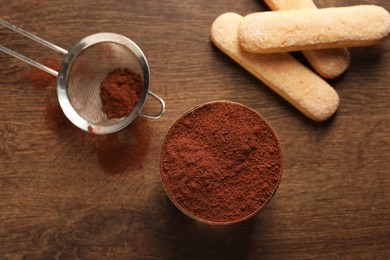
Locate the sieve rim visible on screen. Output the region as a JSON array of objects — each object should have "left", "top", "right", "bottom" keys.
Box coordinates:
[{"left": 56, "top": 33, "right": 150, "bottom": 134}]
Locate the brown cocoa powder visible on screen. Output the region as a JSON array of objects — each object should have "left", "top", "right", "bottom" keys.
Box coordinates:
[
  {"left": 26, "top": 58, "right": 60, "bottom": 90},
  {"left": 100, "top": 68, "right": 143, "bottom": 119},
  {"left": 160, "top": 101, "right": 283, "bottom": 224},
  {"left": 26, "top": 60, "right": 151, "bottom": 175}
]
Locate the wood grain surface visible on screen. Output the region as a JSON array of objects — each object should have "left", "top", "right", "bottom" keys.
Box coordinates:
[{"left": 1, "top": 0, "right": 390, "bottom": 259}]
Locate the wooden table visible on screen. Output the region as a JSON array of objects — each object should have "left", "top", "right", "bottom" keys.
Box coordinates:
[{"left": 1, "top": 0, "right": 389, "bottom": 259}]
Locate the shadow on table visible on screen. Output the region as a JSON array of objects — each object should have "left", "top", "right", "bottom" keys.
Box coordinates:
[{"left": 159, "top": 195, "right": 262, "bottom": 259}]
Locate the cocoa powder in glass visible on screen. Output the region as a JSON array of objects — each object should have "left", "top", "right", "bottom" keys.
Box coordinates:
[{"left": 160, "top": 101, "right": 283, "bottom": 224}]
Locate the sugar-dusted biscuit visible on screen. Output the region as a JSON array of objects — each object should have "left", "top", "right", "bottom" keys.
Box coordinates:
[
  {"left": 263, "top": 0, "right": 350, "bottom": 79},
  {"left": 238, "top": 5, "right": 390, "bottom": 53},
  {"left": 211, "top": 12, "right": 339, "bottom": 121}
]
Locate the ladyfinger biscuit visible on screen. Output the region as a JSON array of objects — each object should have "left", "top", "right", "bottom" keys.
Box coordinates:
[
  {"left": 263, "top": 0, "right": 350, "bottom": 79},
  {"left": 211, "top": 12, "right": 339, "bottom": 121},
  {"left": 264, "top": 0, "right": 316, "bottom": 10},
  {"left": 238, "top": 5, "right": 390, "bottom": 53}
]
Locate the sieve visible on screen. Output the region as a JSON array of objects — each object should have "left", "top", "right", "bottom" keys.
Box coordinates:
[{"left": 0, "top": 19, "right": 165, "bottom": 134}]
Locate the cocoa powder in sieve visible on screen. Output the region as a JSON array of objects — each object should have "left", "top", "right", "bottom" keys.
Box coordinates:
[
  {"left": 160, "top": 101, "right": 283, "bottom": 224},
  {"left": 100, "top": 68, "right": 143, "bottom": 119}
]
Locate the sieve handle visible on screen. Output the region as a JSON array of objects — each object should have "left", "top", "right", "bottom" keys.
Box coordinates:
[
  {"left": 0, "top": 45, "right": 59, "bottom": 76},
  {"left": 139, "top": 91, "right": 166, "bottom": 119},
  {"left": 0, "top": 19, "right": 68, "bottom": 77}
]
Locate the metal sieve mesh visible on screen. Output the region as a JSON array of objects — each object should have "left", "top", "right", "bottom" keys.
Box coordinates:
[
  {"left": 57, "top": 33, "right": 157, "bottom": 134},
  {"left": 67, "top": 42, "right": 144, "bottom": 126}
]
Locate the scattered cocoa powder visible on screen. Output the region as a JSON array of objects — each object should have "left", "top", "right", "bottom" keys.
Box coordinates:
[
  {"left": 160, "top": 101, "right": 283, "bottom": 224},
  {"left": 26, "top": 58, "right": 60, "bottom": 90},
  {"left": 26, "top": 60, "right": 151, "bottom": 175}
]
